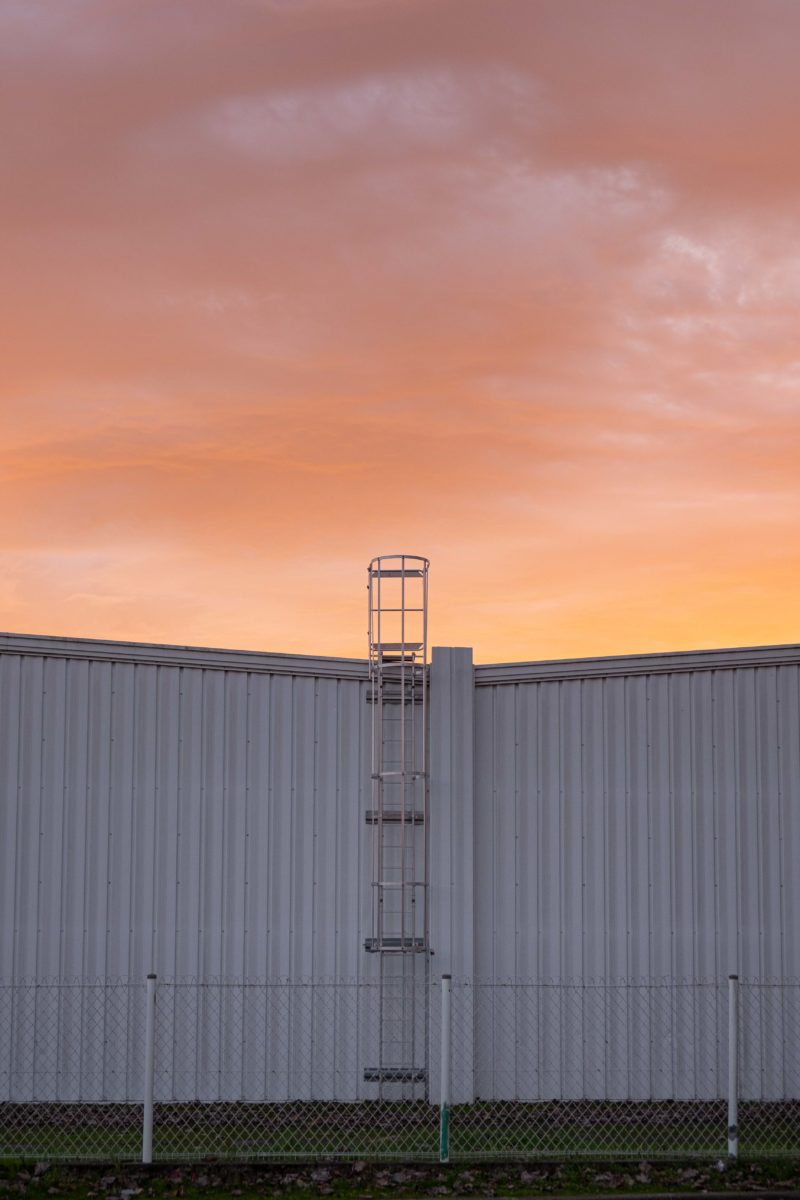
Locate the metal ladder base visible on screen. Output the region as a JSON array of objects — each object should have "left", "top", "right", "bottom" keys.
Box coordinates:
[{"left": 363, "top": 1067, "right": 428, "bottom": 1083}]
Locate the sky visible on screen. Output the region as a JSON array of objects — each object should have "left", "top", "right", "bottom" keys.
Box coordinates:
[{"left": 2, "top": 0, "right": 799, "bottom": 663}]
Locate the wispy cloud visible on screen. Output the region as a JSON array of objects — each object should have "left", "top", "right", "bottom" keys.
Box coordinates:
[{"left": 1, "top": 0, "right": 798, "bottom": 658}]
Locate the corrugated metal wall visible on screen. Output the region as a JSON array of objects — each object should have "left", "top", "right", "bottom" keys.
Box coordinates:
[
  {"left": 3, "top": 633, "right": 800, "bottom": 1103},
  {"left": 0, "top": 637, "right": 371, "bottom": 984},
  {"left": 468, "top": 651, "right": 800, "bottom": 1101},
  {"left": 472, "top": 660, "right": 800, "bottom": 984}
]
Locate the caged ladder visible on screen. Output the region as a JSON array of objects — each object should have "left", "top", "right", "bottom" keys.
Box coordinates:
[{"left": 364, "top": 554, "right": 430, "bottom": 1097}]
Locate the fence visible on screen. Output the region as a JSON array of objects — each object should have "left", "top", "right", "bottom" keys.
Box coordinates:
[{"left": 1, "top": 977, "right": 798, "bottom": 1163}]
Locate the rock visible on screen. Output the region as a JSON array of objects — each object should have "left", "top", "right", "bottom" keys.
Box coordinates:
[
  {"left": 33, "top": 1163, "right": 50, "bottom": 1177},
  {"left": 311, "top": 1168, "right": 331, "bottom": 1183}
]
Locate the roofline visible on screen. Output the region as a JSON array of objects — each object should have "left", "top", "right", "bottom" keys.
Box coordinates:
[
  {"left": 474, "top": 642, "right": 800, "bottom": 685},
  {"left": 3, "top": 631, "right": 799, "bottom": 686},
  {"left": 0, "top": 631, "right": 369, "bottom": 682}
]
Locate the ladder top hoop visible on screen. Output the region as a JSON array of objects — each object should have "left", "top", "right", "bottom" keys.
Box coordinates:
[{"left": 369, "top": 553, "right": 429, "bottom": 577}]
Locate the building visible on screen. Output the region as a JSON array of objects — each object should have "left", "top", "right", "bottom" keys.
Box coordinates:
[{"left": 2, "top": 610, "right": 799, "bottom": 1105}]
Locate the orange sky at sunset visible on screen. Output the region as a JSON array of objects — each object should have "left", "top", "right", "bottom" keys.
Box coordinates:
[{"left": 2, "top": 0, "right": 799, "bottom": 662}]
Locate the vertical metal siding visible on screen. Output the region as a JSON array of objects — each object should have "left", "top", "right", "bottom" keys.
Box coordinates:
[
  {"left": 3, "top": 636, "right": 800, "bottom": 1104},
  {"left": 471, "top": 664, "right": 800, "bottom": 1099},
  {"left": 473, "top": 666, "right": 800, "bottom": 984},
  {"left": 0, "top": 652, "right": 369, "bottom": 985}
]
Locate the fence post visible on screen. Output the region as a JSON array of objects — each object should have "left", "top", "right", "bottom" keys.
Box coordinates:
[
  {"left": 142, "top": 973, "right": 157, "bottom": 1164},
  {"left": 728, "top": 974, "right": 738, "bottom": 1159},
  {"left": 440, "top": 974, "right": 451, "bottom": 1163}
]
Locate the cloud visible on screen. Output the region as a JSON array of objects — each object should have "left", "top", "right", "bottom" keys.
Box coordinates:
[{"left": 1, "top": 0, "right": 799, "bottom": 658}]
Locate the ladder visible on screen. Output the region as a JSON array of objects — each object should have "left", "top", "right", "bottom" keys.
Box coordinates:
[{"left": 364, "top": 555, "right": 430, "bottom": 1097}]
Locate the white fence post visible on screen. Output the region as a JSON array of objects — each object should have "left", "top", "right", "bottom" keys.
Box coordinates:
[
  {"left": 142, "top": 973, "right": 157, "bottom": 1164},
  {"left": 440, "top": 974, "right": 452, "bottom": 1163},
  {"left": 728, "top": 974, "right": 738, "bottom": 1159}
]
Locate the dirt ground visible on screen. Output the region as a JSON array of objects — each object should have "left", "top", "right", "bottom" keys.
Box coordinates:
[{"left": 3, "top": 1158, "right": 800, "bottom": 1200}]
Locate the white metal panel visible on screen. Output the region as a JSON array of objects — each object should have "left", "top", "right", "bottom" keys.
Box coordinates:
[
  {"left": 472, "top": 662, "right": 800, "bottom": 984},
  {"left": 779, "top": 667, "right": 800, "bottom": 978},
  {"left": 0, "top": 655, "right": 21, "bottom": 980},
  {"left": 476, "top": 642, "right": 800, "bottom": 684},
  {"left": 470, "top": 659, "right": 800, "bottom": 1099},
  {"left": 0, "top": 632, "right": 368, "bottom": 680},
  {"left": 0, "top": 644, "right": 371, "bottom": 986}
]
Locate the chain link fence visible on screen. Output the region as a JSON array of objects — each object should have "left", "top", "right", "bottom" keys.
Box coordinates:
[
  {"left": 1, "top": 978, "right": 798, "bottom": 1162},
  {"left": 447, "top": 980, "right": 729, "bottom": 1160},
  {"left": 737, "top": 982, "right": 800, "bottom": 1157},
  {"left": 0, "top": 981, "right": 145, "bottom": 1161}
]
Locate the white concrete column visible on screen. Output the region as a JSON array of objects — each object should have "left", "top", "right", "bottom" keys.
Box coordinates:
[{"left": 429, "top": 646, "right": 475, "bottom": 1103}]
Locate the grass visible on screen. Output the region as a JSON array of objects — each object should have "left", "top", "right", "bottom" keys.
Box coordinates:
[{"left": 1, "top": 1100, "right": 798, "bottom": 1164}]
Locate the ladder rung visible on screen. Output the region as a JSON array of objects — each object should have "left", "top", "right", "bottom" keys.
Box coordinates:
[
  {"left": 373, "top": 683, "right": 419, "bottom": 692},
  {"left": 364, "top": 937, "right": 427, "bottom": 952},
  {"left": 372, "top": 880, "right": 425, "bottom": 889},
  {"left": 369, "top": 607, "right": 425, "bottom": 613},
  {"left": 370, "top": 569, "right": 424, "bottom": 578},
  {"left": 365, "top": 810, "right": 425, "bottom": 824},
  {"left": 372, "top": 771, "right": 425, "bottom": 780}
]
